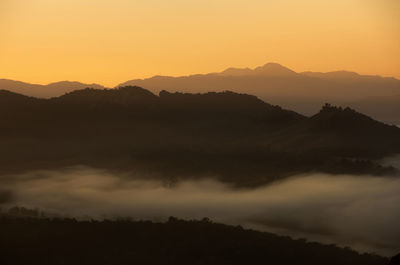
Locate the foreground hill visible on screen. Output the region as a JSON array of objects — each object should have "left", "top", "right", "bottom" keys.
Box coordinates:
[
  {"left": 0, "top": 213, "right": 388, "bottom": 265},
  {"left": 0, "top": 87, "right": 399, "bottom": 186}
]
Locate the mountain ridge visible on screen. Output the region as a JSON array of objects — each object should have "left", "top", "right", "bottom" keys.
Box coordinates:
[
  {"left": 1, "top": 63, "right": 399, "bottom": 124},
  {"left": 0, "top": 79, "right": 106, "bottom": 98},
  {"left": 0, "top": 86, "right": 399, "bottom": 185},
  {"left": 118, "top": 64, "right": 400, "bottom": 124},
  {"left": 218, "top": 63, "right": 298, "bottom": 77}
]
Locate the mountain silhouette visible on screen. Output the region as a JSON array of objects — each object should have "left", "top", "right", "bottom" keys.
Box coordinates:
[
  {"left": 2, "top": 64, "right": 399, "bottom": 124},
  {"left": 0, "top": 89, "right": 37, "bottom": 103},
  {"left": 57, "top": 86, "right": 158, "bottom": 106},
  {"left": 219, "top": 63, "right": 298, "bottom": 76},
  {"left": 0, "top": 87, "right": 398, "bottom": 186},
  {"left": 301, "top": 70, "right": 361, "bottom": 79},
  {"left": 118, "top": 63, "right": 400, "bottom": 124},
  {"left": 0, "top": 79, "right": 106, "bottom": 98},
  {"left": 348, "top": 95, "right": 400, "bottom": 125}
]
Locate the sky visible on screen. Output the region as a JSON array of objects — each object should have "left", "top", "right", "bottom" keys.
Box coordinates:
[{"left": 1, "top": 0, "right": 399, "bottom": 87}]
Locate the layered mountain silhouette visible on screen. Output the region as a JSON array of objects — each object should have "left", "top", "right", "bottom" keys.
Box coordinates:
[
  {"left": 219, "top": 63, "right": 298, "bottom": 76},
  {"left": 1, "top": 86, "right": 399, "bottom": 186},
  {"left": 349, "top": 95, "right": 400, "bottom": 126},
  {"left": 2, "top": 63, "right": 399, "bottom": 124},
  {"left": 118, "top": 63, "right": 400, "bottom": 124},
  {"left": 0, "top": 79, "right": 105, "bottom": 98}
]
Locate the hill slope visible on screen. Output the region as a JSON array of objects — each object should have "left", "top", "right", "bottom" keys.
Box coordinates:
[
  {"left": 0, "top": 215, "right": 388, "bottom": 265},
  {"left": 0, "top": 87, "right": 399, "bottom": 186},
  {"left": 119, "top": 63, "right": 400, "bottom": 124},
  {"left": 2, "top": 64, "right": 399, "bottom": 124}
]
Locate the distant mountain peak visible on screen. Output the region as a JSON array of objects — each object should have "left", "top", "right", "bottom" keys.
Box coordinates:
[
  {"left": 219, "top": 62, "right": 297, "bottom": 76},
  {"left": 253, "top": 62, "right": 298, "bottom": 76},
  {"left": 220, "top": 67, "right": 253, "bottom": 76}
]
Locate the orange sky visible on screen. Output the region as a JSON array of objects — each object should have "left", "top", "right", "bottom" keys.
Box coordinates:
[{"left": 1, "top": 0, "right": 399, "bottom": 87}]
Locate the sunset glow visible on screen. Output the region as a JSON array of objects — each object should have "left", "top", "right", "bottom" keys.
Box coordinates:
[{"left": 1, "top": 0, "right": 399, "bottom": 86}]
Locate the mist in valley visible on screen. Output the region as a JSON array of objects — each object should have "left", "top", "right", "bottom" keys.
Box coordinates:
[{"left": 1, "top": 156, "right": 400, "bottom": 257}]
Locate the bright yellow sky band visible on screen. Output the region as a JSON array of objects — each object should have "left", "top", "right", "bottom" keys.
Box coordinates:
[{"left": 1, "top": 0, "right": 399, "bottom": 86}]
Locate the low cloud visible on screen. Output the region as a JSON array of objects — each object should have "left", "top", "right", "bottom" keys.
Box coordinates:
[
  {"left": 1, "top": 166, "right": 399, "bottom": 256},
  {"left": 381, "top": 154, "right": 400, "bottom": 169}
]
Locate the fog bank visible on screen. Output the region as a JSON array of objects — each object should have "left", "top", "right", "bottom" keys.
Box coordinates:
[{"left": 1, "top": 167, "right": 399, "bottom": 256}]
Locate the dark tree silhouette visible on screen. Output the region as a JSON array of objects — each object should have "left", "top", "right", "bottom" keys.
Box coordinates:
[
  {"left": 390, "top": 253, "right": 400, "bottom": 265},
  {"left": 0, "top": 215, "right": 388, "bottom": 265}
]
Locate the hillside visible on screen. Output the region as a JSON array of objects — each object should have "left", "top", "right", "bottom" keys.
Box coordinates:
[
  {"left": 0, "top": 87, "right": 399, "bottom": 186},
  {"left": 2, "top": 64, "right": 399, "bottom": 124},
  {"left": 0, "top": 213, "right": 388, "bottom": 265},
  {"left": 119, "top": 63, "right": 400, "bottom": 124},
  {"left": 348, "top": 95, "right": 400, "bottom": 125}
]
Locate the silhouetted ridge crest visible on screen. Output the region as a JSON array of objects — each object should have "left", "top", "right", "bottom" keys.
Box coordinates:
[
  {"left": 0, "top": 88, "right": 399, "bottom": 182},
  {"left": 304, "top": 103, "right": 400, "bottom": 155},
  {"left": 0, "top": 90, "right": 41, "bottom": 109},
  {"left": 220, "top": 67, "right": 253, "bottom": 76},
  {"left": 57, "top": 86, "right": 157, "bottom": 106},
  {"left": 219, "top": 63, "right": 298, "bottom": 76},
  {"left": 0, "top": 89, "right": 33, "bottom": 100},
  {"left": 312, "top": 103, "right": 397, "bottom": 132},
  {"left": 302, "top": 71, "right": 361, "bottom": 79},
  {"left": 253, "top": 62, "right": 298, "bottom": 76},
  {"left": 0, "top": 79, "right": 106, "bottom": 98},
  {"left": 117, "top": 62, "right": 400, "bottom": 125},
  {"left": 159, "top": 90, "right": 269, "bottom": 108},
  {"left": 158, "top": 90, "right": 304, "bottom": 123}
]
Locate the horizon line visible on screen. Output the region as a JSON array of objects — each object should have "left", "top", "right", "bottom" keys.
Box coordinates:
[{"left": 1, "top": 62, "right": 399, "bottom": 88}]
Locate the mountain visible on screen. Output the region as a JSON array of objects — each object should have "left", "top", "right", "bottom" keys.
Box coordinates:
[
  {"left": 347, "top": 95, "right": 400, "bottom": 126},
  {"left": 0, "top": 87, "right": 399, "bottom": 186},
  {"left": 0, "top": 79, "right": 106, "bottom": 98},
  {"left": 119, "top": 63, "right": 400, "bottom": 124},
  {"left": 301, "top": 70, "right": 362, "bottom": 79},
  {"left": 56, "top": 86, "right": 158, "bottom": 106},
  {"left": 219, "top": 63, "right": 298, "bottom": 76},
  {"left": 279, "top": 104, "right": 400, "bottom": 157},
  {"left": 0, "top": 89, "right": 38, "bottom": 104},
  {"left": 2, "top": 64, "right": 399, "bottom": 124}
]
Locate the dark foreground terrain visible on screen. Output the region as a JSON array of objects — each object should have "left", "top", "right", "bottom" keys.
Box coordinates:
[{"left": 0, "top": 211, "right": 389, "bottom": 265}]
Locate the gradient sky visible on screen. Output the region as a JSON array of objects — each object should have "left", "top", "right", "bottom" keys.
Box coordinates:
[{"left": 1, "top": 0, "right": 399, "bottom": 86}]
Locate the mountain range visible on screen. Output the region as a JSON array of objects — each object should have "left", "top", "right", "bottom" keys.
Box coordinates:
[
  {"left": 1, "top": 63, "right": 399, "bottom": 124},
  {"left": 120, "top": 63, "right": 400, "bottom": 124},
  {"left": 1, "top": 86, "right": 399, "bottom": 186},
  {"left": 0, "top": 79, "right": 105, "bottom": 98}
]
